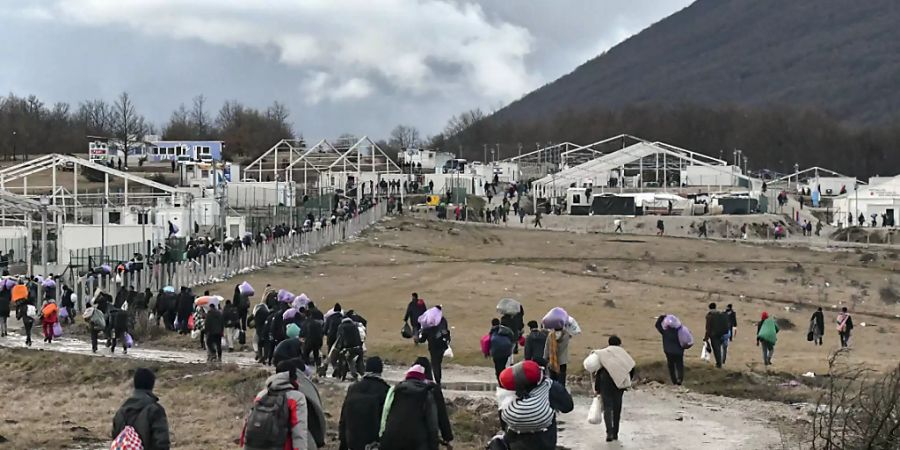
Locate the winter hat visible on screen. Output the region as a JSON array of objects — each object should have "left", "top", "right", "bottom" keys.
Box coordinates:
[
  {"left": 414, "top": 356, "right": 434, "bottom": 381},
  {"left": 405, "top": 364, "right": 427, "bottom": 381},
  {"left": 499, "top": 360, "right": 543, "bottom": 391},
  {"left": 761, "top": 311, "right": 769, "bottom": 320},
  {"left": 286, "top": 323, "right": 301, "bottom": 339},
  {"left": 365, "top": 356, "right": 384, "bottom": 374},
  {"left": 134, "top": 368, "right": 156, "bottom": 391}
]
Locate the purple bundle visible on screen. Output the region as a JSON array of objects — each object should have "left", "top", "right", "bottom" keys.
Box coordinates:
[
  {"left": 418, "top": 306, "right": 443, "bottom": 329},
  {"left": 42, "top": 278, "right": 56, "bottom": 289},
  {"left": 239, "top": 281, "right": 255, "bottom": 297},
  {"left": 277, "top": 289, "right": 295, "bottom": 303},
  {"left": 662, "top": 314, "right": 682, "bottom": 330},
  {"left": 542, "top": 307, "right": 570, "bottom": 330},
  {"left": 283, "top": 308, "right": 299, "bottom": 321},
  {"left": 292, "top": 293, "right": 310, "bottom": 309},
  {"left": 3, "top": 278, "right": 15, "bottom": 290}
]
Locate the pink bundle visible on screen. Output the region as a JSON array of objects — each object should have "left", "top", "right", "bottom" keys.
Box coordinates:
[{"left": 418, "top": 306, "right": 443, "bottom": 329}]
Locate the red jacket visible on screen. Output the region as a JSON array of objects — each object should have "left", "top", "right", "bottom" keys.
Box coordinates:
[{"left": 240, "top": 372, "right": 308, "bottom": 450}]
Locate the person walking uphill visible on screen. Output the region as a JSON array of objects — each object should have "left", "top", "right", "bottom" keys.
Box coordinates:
[
  {"left": 240, "top": 360, "right": 308, "bottom": 450},
  {"left": 704, "top": 303, "right": 730, "bottom": 368},
  {"left": 205, "top": 303, "right": 224, "bottom": 363},
  {"left": 402, "top": 293, "right": 427, "bottom": 340},
  {"left": 82, "top": 301, "right": 107, "bottom": 353},
  {"left": 523, "top": 321, "right": 548, "bottom": 362},
  {"left": 810, "top": 307, "right": 825, "bottom": 346},
  {"left": 0, "top": 284, "right": 9, "bottom": 337},
  {"left": 756, "top": 312, "right": 779, "bottom": 366},
  {"left": 40, "top": 299, "right": 59, "bottom": 344},
  {"left": 583, "top": 336, "right": 636, "bottom": 442},
  {"left": 655, "top": 315, "right": 691, "bottom": 385},
  {"left": 14, "top": 295, "right": 36, "bottom": 346},
  {"left": 418, "top": 308, "right": 451, "bottom": 384},
  {"left": 496, "top": 359, "right": 574, "bottom": 450},
  {"left": 379, "top": 364, "right": 444, "bottom": 450},
  {"left": 543, "top": 326, "right": 572, "bottom": 386},
  {"left": 488, "top": 318, "right": 516, "bottom": 379},
  {"left": 836, "top": 307, "right": 854, "bottom": 348},
  {"left": 111, "top": 368, "right": 170, "bottom": 450},
  {"left": 339, "top": 357, "right": 390, "bottom": 450}
]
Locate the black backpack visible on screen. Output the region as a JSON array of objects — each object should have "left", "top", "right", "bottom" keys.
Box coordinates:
[{"left": 243, "top": 390, "right": 289, "bottom": 449}]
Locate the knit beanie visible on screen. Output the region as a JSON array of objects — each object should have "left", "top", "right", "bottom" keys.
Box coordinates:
[
  {"left": 499, "top": 360, "right": 542, "bottom": 391},
  {"left": 134, "top": 368, "right": 156, "bottom": 391},
  {"left": 365, "top": 356, "right": 384, "bottom": 374},
  {"left": 405, "top": 364, "right": 427, "bottom": 381},
  {"left": 286, "top": 323, "right": 301, "bottom": 339}
]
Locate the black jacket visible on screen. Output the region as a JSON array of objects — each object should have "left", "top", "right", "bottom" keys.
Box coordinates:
[
  {"left": 595, "top": 366, "right": 636, "bottom": 395},
  {"left": 812, "top": 311, "right": 825, "bottom": 334},
  {"left": 268, "top": 307, "right": 287, "bottom": 342},
  {"left": 422, "top": 318, "right": 450, "bottom": 353},
  {"left": 204, "top": 308, "right": 224, "bottom": 335},
  {"left": 108, "top": 308, "right": 129, "bottom": 333},
  {"left": 489, "top": 325, "right": 516, "bottom": 358},
  {"left": 337, "top": 319, "right": 363, "bottom": 349},
  {"left": 339, "top": 375, "right": 390, "bottom": 450},
  {"left": 0, "top": 289, "right": 10, "bottom": 317},
  {"left": 380, "top": 379, "right": 441, "bottom": 450},
  {"left": 272, "top": 337, "right": 303, "bottom": 364},
  {"left": 302, "top": 316, "right": 324, "bottom": 346},
  {"left": 655, "top": 316, "right": 684, "bottom": 355},
  {"left": 403, "top": 299, "right": 427, "bottom": 324},
  {"left": 500, "top": 310, "right": 525, "bottom": 337},
  {"left": 252, "top": 304, "right": 270, "bottom": 336},
  {"left": 325, "top": 312, "right": 344, "bottom": 346},
  {"left": 112, "top": 389, "right": 170, "bottom": 450},
  {"left": 523, "top": 329, "right": 548, "bottom": 362},
  {"left": 222, "top": 304, "right": 240, "bottom": 328},
  {"left": 176, "top": 290, "right": 194, "bottom": 318},
  {"left": 307, "top": 305, "right": 324, "bottom": 321}
]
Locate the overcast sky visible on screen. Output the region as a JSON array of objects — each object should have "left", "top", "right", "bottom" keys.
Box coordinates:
[{"left": 0, "top": 0, "right": 693, "bottom": 140}]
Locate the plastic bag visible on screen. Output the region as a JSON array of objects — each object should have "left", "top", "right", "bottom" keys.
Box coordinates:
[
  {"left": 587, "top": 396, "right": 603, "bottom": 424},
  {"left": 125, "top": 332, "right": 134, "bottom": 348},
  {"left": 481, "top": 334, "right": 492, "bottom": 356},
  {"left": 58, "top": 306, "right": 69, "bottom": 319},
  {"left": 542, "top": 307, "right": 569, "bottom": 330},
  {"left": 190, "top": 329, "right": 201, "bottom": 340},
  {"left": 401, "top": 322, "right": 413, "bottom": 339},
  {"left": 678, "top": 325, "right": 694, "bottom": 349},
  {"left": 148, "top": 312, "right": 156, "bottom": 323},
  {"left": 418, "top": 307, "right": 443, "bottom": 329},
  {"left": 443, "top": 345, "right": 454, "bottom": 358},
  {"left": 239, "top": 281, "right": 255, "bottom": 296},
  {"left": 662, "top": 314, "right": 682, "bottom": 330},
  {"left": 565, "top": 317, "right": 582, "bottom": 336},
  {"left": 52, "top": 322, "right": 62, "bottom": 337},
  {"left": 496, "top": 298, "right": 522, "bottom": 316},
  {"left": 700, "top": 340, "right": 711, "bottom": 362}
]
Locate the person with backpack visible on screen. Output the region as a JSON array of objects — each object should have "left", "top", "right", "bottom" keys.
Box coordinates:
[
  {"left": 488, "top": 318, "right": 516, "bottom": 379},
  {"left": 496, "top": 359, "right": 573, "bottom": 450},
  {"left": 205, "top": 303, "right": 225, "bottom": 362},
  {"left": 339, "top": 356, "right": 390, "bottom": 450},
  {"left": 111, "top": 368, "right": 170, "bottom": 450},
  {"left": 655, "top": 315, "right": 691, "bottom": 385},
  {"left": 583, "top": 336, "right": 636, "bottom": 442},
  {"left": 240, "top": 360, "right": 308, "bottom": 450},
  {"left": 270, "top": 357, "right": 328, "bottom": 450},
  {"left": 836, "top": 307, "right": 854, "bottom": 348},
  {"left": 0, "top": 284, "right": 9, "bottom": 337},
  {"left": 403, "top": 293, "right": 427, "bottom": 341},
  {"left": 380, "top": 364, "right": 443, "bottom": 450},
  {"left": 40, "top": 299, "right": 59, "bottom": 344},
  {"left": 333, "top": 317, "right": 365, "bottom": 380},
  {"left": 756, "top": 312, "right": 779, "bottom": 366},
  {"left": 83, "top": 301, "right": 107, "bottom": 353},
  {"left": 704, "top": 303, "right": 730, "bottom": 368},
  {"left": 301, "top": 312, "right": 325, "bottom": 370},
  {"left": 523, "top": 321, "right": 548, "bottom": 362}
]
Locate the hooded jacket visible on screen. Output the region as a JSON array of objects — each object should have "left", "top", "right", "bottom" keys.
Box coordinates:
[
  {"left": 252, "top": 303, "right": 270, "bottom": 335},
  {"left": 489, "top": 325, "right": 516, "bottom": 358},
  {"left": 655, "top": 315, "right": 684, "bottom": 356},
  {"left": 339, "top": 374, "right": 390, "bottom": 450},
  {"left": 523, "top": 329, "right": 548, "bottom": 362},
  {"left": 380, "top": 379, "right": 441, "bottom": 450},
  {"left": 324, "top": 312, "right": 344, "bottom": 347},
  {"left": 337, "top": 318, "right": 363, "bottom": 349},
  {"left": 240, "top": 372, "right": 308, "bottom": 450},
  {"left": 205, "top": 307, "right": 224, "bottom": 335},
  {"left": 295, "top": 370, "right": 327, "bottom": 449},
  {"left": 111, "top": 389, "right": 171, "bottom": 450}
]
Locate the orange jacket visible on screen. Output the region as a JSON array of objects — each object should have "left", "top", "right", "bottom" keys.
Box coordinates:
[
  {"left": 11, "top": 284, "right": 28, "bottom": 303},
  {"left": 42, "top": 303, "right": 59, "bottom": 324}
]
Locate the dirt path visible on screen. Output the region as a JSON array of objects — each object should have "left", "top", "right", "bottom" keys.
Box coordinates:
[{"left": 0, "top": 331, "right": 796, "bottom": 450}]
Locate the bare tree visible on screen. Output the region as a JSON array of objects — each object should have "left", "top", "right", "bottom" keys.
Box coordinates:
[
  {"left": 190, "top": 94, "right": 212, "bottom": 139},
  {"left": 75, "top": 99, "right": 115, "bottom": 137},
  {"left": 389, "top": 124, "right": 421, "bottom": 150},
  {"left": 443, "top": 108, "right": 484, "bottom": 137},
  {"left": 113, "top": 92, "right": 148, "bottom": 167},
  {"left": 163, "top": 104, "right": 192, "bottom": 139}
]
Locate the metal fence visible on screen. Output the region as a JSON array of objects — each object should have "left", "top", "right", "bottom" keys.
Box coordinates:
[
  {"left": 72, "top": 201, "right": 386, "bottom": 311},
  {"left": 69, "top": 240, "right": 159, "bottom": 271}
]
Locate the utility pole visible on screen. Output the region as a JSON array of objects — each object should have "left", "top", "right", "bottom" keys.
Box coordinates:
[
  {"left": 39, "top": 195, "right": 49, "bottom": 276},
  {"left": 483, "top": 144, "right": 487, "bottom": 164},
  {"left": 100, "top": 197, "right": 107, "bottom": 266},
  {"left": 11, "top": 130, "right": 16, "bottom": 161}
]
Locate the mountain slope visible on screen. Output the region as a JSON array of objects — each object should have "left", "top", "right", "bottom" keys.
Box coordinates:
[{"left": 492, "top": 0, "right": 900, "bottom": 125}]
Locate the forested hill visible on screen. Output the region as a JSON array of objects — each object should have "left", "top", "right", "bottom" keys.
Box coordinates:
[{"left": 491, "top": 0, "right": 900, "bottom": 126}]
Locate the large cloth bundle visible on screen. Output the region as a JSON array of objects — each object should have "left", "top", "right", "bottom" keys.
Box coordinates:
[
  {"left": 42, "top": 278, "right": 56, "bottom": 289},
  {"left": 277, "top": 289, "right": 294, "bottom": 303},
  {"left": 194, "top": 295, "right": 222, "bottom": 309},
  {"left": 417, "top": 306, "right": 443, "bottom": 329},
  {"left": 757, "top": 318, "right": 778, "bottom": 345},
  {"left": 2, "top": 278, "right": 15, "bottom": 290},
  {"left": 662, "top": 314, "right": 682, "bottom": 330},
  {"left": 283, "top": 308, "right": 299, "bottom": 321},
  {"left": 238, "top": 281, "right": 255, "bottom": 297},
  {"left": 496, "top": 298, "right": 522, "bottom": 316},
  {"left": 565, "top": 317, "right": 582, "bottom": 336},
  {"left": 163, "top": 286, "right": 175, "bottom": 294},
  {"left": 292, "top": 293, "right": 310, "bottom": 309},
  {"left": 541, "top": 307, "right": 569, "bottom": 330},
  {"left": 583, "top": 346, "right": 636, "bottom": 390}
]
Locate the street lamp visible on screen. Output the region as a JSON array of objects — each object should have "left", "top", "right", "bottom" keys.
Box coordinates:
[{"left": 11, "top": 130, "right": 17, "bottom": 161}]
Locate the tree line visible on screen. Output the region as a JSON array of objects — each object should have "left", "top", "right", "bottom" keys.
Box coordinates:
[
  {"left": 0, "top": 92, "right": 295, "bottom": 165},
  {"left": 432, "top": 104, "right": 900, "bottom": 178}
]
